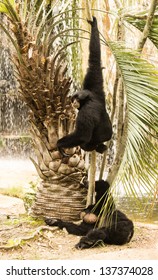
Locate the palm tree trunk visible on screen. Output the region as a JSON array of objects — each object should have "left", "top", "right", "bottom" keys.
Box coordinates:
[
  {"left": 32, "top": 176, "right": 87, "bottom": 221},
  {"left": 30, "top": 115, "right": 87, "bottom": 221}
]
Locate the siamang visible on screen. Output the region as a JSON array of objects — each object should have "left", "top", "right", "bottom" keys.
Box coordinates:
[
  {"left": 57, "top": 17, "right": 112, "bottom": 157},
  {"left": 45, "top": 180, "right": 134, "bottom": 249}
]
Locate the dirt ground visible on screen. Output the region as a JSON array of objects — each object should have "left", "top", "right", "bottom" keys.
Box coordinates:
[
  {"left": 0, "top": 159, "right": 157, "bottom": 260},
  {"left": 0, "top": 219, "right": 158, "bottom": 260}
]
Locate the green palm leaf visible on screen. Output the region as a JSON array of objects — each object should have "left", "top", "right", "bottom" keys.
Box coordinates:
[
  {"left": 107, "top": 41, "right": 158, "bottom": 198},
  {"left": 0, "top": 0, "right": 16, "bottom": 16},
  {"left": 124, "top": 9, "right": 158, "bottom": 48}
]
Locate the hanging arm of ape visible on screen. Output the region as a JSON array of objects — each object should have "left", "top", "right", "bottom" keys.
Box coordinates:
[{"left": 57, "top": 17, "right": 112, "bottom": 157}]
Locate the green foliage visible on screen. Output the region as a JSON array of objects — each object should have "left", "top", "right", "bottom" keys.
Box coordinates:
[
  {"left": 0, "top": 181, "right": 37, "bottom": 211},
  {"left": 0, "top": 0, "right": 15, "bottom": 15},
  {"left": 0, "top": 186, "right": 24, "bottom": 198},
  {"left": 124, "top": 10, "right": 158, "bottom": 48},
  {"left": 107, "top": 41, "right": 158, "bottom": 197},
  {"left": 19, "top": 136, "right": 31, "bottom": 144},
  {"left": 0, "top": 138, "right": 4, "bottom": 147},
  {"left": 23, "top": 181, "right": 37, "bottom": 211},
  {"left": 3, "top": 214, "right": 44, "bottom": 226},
  {"left": 6, "top": 238, "right": 21, "bottom": 247}
]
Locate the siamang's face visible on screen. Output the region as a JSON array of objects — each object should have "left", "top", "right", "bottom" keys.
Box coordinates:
[
  {"left": 71, "top": 90, "right": 91, "bottom": 109},
  {"left": 71, "top": 93, "right": 80, "bottom": 109}
]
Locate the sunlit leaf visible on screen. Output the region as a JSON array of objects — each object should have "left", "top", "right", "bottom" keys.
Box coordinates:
[
  {"left": 0, "top": 0, "right": 15, "bottom": 15},
  {"left": 106, "top": 41, "right": 158, "bottom": 199},
  {"left": 124, "top": 9, "right": 158, "bottom": 48}
]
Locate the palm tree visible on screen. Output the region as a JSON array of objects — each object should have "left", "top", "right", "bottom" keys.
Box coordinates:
[
  {"left": 0, "top": 0, "right": 87, "bottom": 221},
  {"left": 1, "top": 0, "right": 158, "bottom": 224}
]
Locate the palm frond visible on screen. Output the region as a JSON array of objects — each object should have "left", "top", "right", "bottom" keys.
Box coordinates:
[
  {"left": 107, "top": 41, "right": 158, "bottom": 198},
  {"left": 124, "top": 9, "right": 158, "bottom": 48},
  {"left": 0, "top": 21, "right": 23, "bottom": 62},
  {"left": 0, "top": 0, "right": 21, "bottom": 23}
]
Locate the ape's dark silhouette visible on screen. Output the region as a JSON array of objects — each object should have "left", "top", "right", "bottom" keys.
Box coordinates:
[
  {"left": 45, "top": 180, "right": 134, "bottom": 249},
  {"left": 57, "top": 17, "right": 112, "bottom": 156}
]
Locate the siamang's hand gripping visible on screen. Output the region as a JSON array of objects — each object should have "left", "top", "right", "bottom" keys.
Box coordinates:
[{"left": 87, "top": 16, "right": 97, "bottom": 26}]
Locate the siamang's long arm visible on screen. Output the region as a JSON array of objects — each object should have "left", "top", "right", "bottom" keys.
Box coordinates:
[
  {"left": 45, "top": 219, "right": 92, "bottom": 236},
  {"left": 83, "top": 17, "right": 104, "bottom": 95}
]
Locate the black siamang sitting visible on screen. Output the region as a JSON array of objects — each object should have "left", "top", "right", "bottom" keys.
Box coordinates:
[
  {"left": 57, "top": 17, "right": 112, "bottom": 157},
  {"left": 45, "top": 180, "right": 134, "bottom": 249}
]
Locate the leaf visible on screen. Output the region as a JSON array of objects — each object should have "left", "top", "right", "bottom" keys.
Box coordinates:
[
  {"left": 0, "top": 3, "right": 8, "bottom": 13},
  {"left": 124, "top": 9, "right": 158, "bottom": 48},
  {"left": 7, "top": 238, "right": 20, "bottom": 247},
  {"left": 106, "top": 41, "right": 158, "bottom": 198},
  {"left": 0, "top": 0, "right": 15, "bottom": 15}
]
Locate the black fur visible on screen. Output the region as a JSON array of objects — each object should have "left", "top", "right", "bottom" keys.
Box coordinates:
[
  {"left": 57, "top": 17, "right": 112, "bottom": 156},
  {"left": 45, "top": 180, "right": 134, "bottom": 249}
]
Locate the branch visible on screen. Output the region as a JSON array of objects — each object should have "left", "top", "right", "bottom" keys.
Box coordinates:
[
  {"left": 86, "top": 0, "right": 93, "bottom": 21},
  {"left": 106, "top": 105, "right": 128, "bottom": 186},
  {"left": 86, "top": 151, "right": 96, "bottom": 206},
  {"left": 124, "top": 14, "right": 147, "bottom": 20},
  {"left": 99, "top": 148, "right": 107, "bottom": 180},
  {"left": 137, "top": 0, "right": 158, "bottom": 51}
]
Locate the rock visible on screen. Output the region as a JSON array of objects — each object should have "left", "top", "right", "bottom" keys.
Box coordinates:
[{"left": 0, "top": 194, "right": 26, "bottom": 217}]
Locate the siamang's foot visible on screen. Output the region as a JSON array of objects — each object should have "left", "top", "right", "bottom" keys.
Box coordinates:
[
  {"left": 75, "top": 229, "right": 106, "bottom": 249},
  {"left": 96, "top": 143, "right": 107, "bottom": 154},
  {"left": 87, "top": 16, "right": 96, "bottom": 26},
  {"left": 57, "top": 146, "right": 71, "bottom": 157},
  {"left": 45, "top": 218, "right": 58, "bottom": 226},
  {"left": 75, "top": 236, "right": 94, "bottom": 250},
  {"left": 45, "top": 218, "right": 63, "bottom": 228}
]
